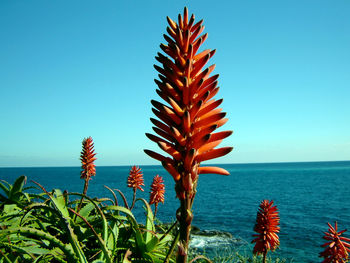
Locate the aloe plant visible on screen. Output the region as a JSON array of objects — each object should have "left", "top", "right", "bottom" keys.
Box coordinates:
[
  {"left": 0, "top": 172, "right": 176, "bottom": 263},
  {"left": 104, "top": 197, "right": 177, "bottom": 263}
]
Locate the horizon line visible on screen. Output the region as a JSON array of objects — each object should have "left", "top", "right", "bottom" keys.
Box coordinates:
[{"left": 1, "top": 159, "right": 349, "bottom": 169}]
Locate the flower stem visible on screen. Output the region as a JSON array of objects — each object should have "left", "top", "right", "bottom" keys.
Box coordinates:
[
  {"left": 130, "top": 188, "right": 136, "bottom": 210},
  {"left": 263, "top": 251, "right": 267, "bottom": 263},
  {"left": 177, "top": 194, "right": 194, "bottom": 263},
  {"left": 154, "top": 203, "right": 158, "bottom": 218},
  {"left": 77, "top": 178, "right": 89, "bottom": 214}
]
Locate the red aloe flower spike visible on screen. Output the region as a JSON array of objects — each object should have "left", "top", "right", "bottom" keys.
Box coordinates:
[
  {"left": 80, "top": 137, "right": 97, "bottom": 181},
  {"left": 252, "top": 200, "right": 280, "bottom": 263},
  {"left": 149, "top": 175, "right": 165, "bottom": 217},
  {"left": 78, "top": 136, "right": 96, "bottom": 213},
  {"left": 320, "top": 221, "right": 350, "bottom": 263},
  {"left": 144, "top": 7, "right": 233, "bottom": 263},
  {"left": 127, "top": 166, "right": 144, "bottom": 209}
]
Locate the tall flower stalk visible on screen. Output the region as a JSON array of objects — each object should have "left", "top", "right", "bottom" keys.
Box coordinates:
[
  {"left": 78, "top": 136, "right": 96, "bottom": 213},
  {"left": 320, "top": 222, "right": 350, "bottom": 263},
  {"left": 145, "top": 7, "right": 233, "bottom": 262},
  {"left": 127, "top": 166, "right": 144, "bottom": 209},
  {"left": 149, "top": 175, "right": 165, "bottom": 217},
  {"left": 252, "top": 200, "right": 280, "bottom": 263}
]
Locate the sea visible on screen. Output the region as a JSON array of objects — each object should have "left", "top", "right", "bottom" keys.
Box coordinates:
[{"left": 1, "top": 161, "right": 350, "bottom": 262}]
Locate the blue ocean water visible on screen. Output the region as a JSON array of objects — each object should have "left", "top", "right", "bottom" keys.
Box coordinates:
[{"left": 1, "top": 161, "right": 350, "bottom": 262}]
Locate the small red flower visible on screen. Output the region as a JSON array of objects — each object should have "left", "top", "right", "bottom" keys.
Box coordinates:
[
  {"left": 80, "top": 137, "right": 97, "bottom": 180},
  {"left": 320, "top": 222, "right": 350, "bottom": 263},
  {"left": 150, "top": 175, "right": 165, "bottom": 205},
  {"left": 127, "top": 166, "right": 144, "bottom": 192},
  {"left": 252, "top": 200, "right": 280, "bottom": 260}
]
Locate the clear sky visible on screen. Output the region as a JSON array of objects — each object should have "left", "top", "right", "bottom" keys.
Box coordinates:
[{"left": 1, "top": 0, "right": 349, "bottom": 167}]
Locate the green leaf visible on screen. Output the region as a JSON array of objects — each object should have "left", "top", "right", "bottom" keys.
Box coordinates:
[
  {"left": 109, "top": 214, "right": 128, "bottom": 222},
  {"left": 0, "top": 247, "right": 12, "bottom": 263},
  {"left": 136, "top": 198, "right": 155, "bottom": 244},
  {"left": 104, "top": 205, "right": 147, "bottom": 254},
  {"left": 104, "top": 205, "right": 136, "bottom": 219},
  {"left": 3, "top": 204, "right": 20, "bottom": 214},
  {"left": 23, "top": 192, "right": 31, "bottom": 202},
  {"left": 107, "top": 223, "right": 119, "bottom": 252},
  {"left": 145, "top": 236, "right": 159, "bottom": 252},
  {"left": 9, "top": 175, "right": 26, "bottom": 199},
  {"left": 0, "top": 227, "right": 77, "bottom": 261},
  {"left": 68, "top": 193, "right": 111, "bottom": 263},
  {"left": 0, "top": 193, "right": 6, "bottom": 202},
  {"left": 50, "top": 189, "right": 69, "bottom": 218},
  {"left": 75, "top": 202, "right": 95, "bottom": 223},
  {"left": 122, "top": 250, "right": 132, "bottom": 263},
  {"left": 22, "top": 198, "right": 87, "bottom": 263},
  {"left": 0, "top": 181, "right": 9, "bottom": 196},
  {"left": 20, "top": 245, "right": 51, "bottom": 255}
]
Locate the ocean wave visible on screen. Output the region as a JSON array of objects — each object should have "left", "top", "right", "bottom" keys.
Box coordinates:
[{"left": 190, "top": 233, "right": 243, "bottom": 250}]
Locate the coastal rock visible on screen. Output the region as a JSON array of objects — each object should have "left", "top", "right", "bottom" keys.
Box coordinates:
[
  {"left": 155, "top": 223, "right": 243, "bottom": 255},
  {"left": 156, "top": 223, "right": 233, "bottom": 238},
  {"left": 190, "top": 228, "right": 233, "bottom": 239}
]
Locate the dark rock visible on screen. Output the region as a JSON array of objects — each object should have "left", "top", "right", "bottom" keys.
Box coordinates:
[
  {"left": 191, "top": 229, "right": 233, "bottom": 238},
  {"left": 191, "top": 225, "right": 200, "bottom": 233},
  {"left": 155, "top": 223, "right": 234, "bottom": 240}
]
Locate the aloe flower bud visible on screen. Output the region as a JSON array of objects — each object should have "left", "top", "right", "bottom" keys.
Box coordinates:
[
  {"left": 78, "top": 136, "right": 97, "bottom": 212},
  {"left": 149, "top": 175, "right": 165, "bottom": 217},
  {"left": 149, "top": 175, "right": 165, "bottom": 205},
  {"left": 127, "top": 166, "right": 144, "bottom": 210},
  {"left": 127, "top": 166, "right": 144, "bottom": 192},
  {"left": 252, "top": 200, "right": 280, "bottom": 263},
  {"left": 320, "top": 222, "right": 350, "bottom": 263},
  {"left": 144, "top": 7, "right": 233, "bottom": 200},
  {"left": 80, "top": 137, "right": 97, "bottom": 180}
]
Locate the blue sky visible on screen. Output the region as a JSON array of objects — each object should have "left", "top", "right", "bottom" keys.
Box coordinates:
[{"left": 1, "top": 0, "right": 349, "bottom": 167}]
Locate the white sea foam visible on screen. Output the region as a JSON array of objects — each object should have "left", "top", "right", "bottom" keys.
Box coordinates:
[{"left": 190, "top": 234, "right": 240, "bottom": 250}]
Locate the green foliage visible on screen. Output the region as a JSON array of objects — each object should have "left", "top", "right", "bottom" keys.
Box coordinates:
[
  {"left": 189, "top": 248, "right": 291, "bottom": 263},
  {"left": 0, "top": 176, "right": 31, "bottom": 208},
  {"left": 210, "top": 252, "right": 289, "bottom": 263},
  {"left": 0, "top": 176, "right": 176, "bottom": 263}
]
